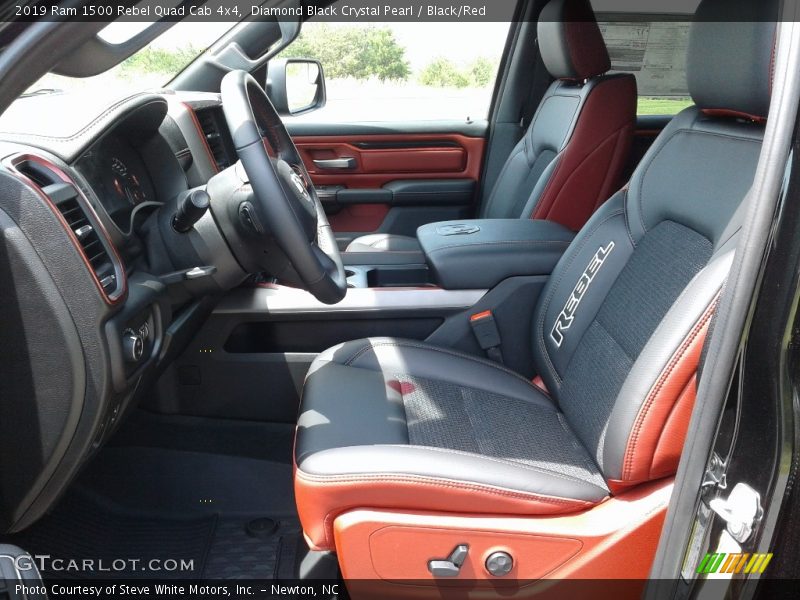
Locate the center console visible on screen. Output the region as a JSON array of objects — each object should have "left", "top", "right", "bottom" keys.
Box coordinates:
[{"left": 340, "top": 219, "right": 575, "bottom": 290}]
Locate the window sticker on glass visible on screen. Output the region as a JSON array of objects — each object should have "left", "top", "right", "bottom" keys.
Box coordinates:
[{"left": 599, "top": 21, "right": 694, "bottom": 115}]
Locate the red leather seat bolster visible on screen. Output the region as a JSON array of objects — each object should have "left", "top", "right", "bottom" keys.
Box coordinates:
[
  {"left": 295, "top": 468, "right": 602, "bottom": 551},
  {"left": 620, "top": 298, "right": 718, "bottom": 483}
]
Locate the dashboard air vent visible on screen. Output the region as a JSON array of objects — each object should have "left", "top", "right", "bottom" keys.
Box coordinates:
[
  {"left": 195, "top": 107, "right": 234, "bottom": 171},
  {"left": 15, "top": 159, "right": 57, "bottom": 188},
  {"left": 13, "top": 157, "right": 124, "bottom": 302},
  {"left": 56, "top": 195, "right": 117, "bottom": 295}
]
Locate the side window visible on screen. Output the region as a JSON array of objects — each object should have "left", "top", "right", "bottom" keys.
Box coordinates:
[
  {"left": 597, "top": 20, "right": 694, "bottom": 116},
  {"left": 279, "top": 22, "right": 510, "bottom": 123}
]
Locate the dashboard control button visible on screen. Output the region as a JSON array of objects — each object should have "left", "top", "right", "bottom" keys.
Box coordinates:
[{"left": 122, "top": 329, "right": 144, "bottom": 363}]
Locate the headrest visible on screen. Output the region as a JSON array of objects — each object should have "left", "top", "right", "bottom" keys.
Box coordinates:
[
  {"left": 687, "top": 0, "right": 779, "bottom": 120},
  {"left": 537, "top": 0, "right": 611, "bottom": 81}
]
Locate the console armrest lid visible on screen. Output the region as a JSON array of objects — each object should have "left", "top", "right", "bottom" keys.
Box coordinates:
[{"left": 418, "top": 219, "right": 575, "bottom": 289}]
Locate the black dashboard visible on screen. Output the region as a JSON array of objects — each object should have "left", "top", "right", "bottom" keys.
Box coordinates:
[{"left": 0, "top": 91, "right": 244, "bottom": 534}]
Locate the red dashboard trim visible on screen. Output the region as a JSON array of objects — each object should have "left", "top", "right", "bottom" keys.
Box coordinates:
[{"left": 3, "top": 153, "right": 128, "bottom": 305}]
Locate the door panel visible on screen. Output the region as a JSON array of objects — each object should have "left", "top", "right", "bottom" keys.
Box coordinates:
[
  {"left": 319, "top": 179, "right": 477, "bottom": 234},
  {"left": 294, "top": 133, "right": 484, "bottom": 186},
  {"left": 326, "top": 204, "right": 390, "bottom": 233},
  {"left": 286, "top": 121, "right": 487, "bottom": 247}
]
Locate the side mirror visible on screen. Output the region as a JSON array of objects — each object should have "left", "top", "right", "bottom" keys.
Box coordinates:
[{"left": 266, "top": 58, "right": 326, "bottom": 116}]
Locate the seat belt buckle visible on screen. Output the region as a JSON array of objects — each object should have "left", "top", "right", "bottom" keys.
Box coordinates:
[{"left": 469, "top": 310, "right": 504, "bottom": 363}]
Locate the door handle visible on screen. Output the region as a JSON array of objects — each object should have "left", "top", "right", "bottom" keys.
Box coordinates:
[{"left": 313, "top": 157, "right": 356, "bottom": 170}]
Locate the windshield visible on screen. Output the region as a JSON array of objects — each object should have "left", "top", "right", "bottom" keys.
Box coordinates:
[{"left": 20, "top": 21, "right": 235, "bottom": 98}]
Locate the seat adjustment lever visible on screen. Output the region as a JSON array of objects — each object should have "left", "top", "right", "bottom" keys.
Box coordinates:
[{"left": 428, "top": 544, "right": 469, "bottom": 577}]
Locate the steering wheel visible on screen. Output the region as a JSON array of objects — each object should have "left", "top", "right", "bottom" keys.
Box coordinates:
[{"left": 220, "top": 70, "right": 346, "bottom": 304}]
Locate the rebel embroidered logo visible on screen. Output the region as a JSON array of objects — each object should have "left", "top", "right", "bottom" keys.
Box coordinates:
[{"left": 550, "top": 241, "right": 615, "bottom": 347}]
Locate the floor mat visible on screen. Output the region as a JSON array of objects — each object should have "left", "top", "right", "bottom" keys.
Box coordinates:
[
  {"left": 8, "top": 488, "right": 304, "bottom": 581},
  {"left": 79, "top": 446, "right": 296, "bottom": 517},
  {"left": 204, "top": 519, "right": 302, "bottom": 580},
  {"left": 10, "top": 489, "right": 216, "bottom": 580},
  {"left": 6, "top": 412, "right": 310, "bottom": 581}
]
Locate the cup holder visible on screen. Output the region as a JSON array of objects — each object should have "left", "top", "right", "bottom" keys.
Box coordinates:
[{"left": 343, "top": 265, "right": 429, "bottom": 289}]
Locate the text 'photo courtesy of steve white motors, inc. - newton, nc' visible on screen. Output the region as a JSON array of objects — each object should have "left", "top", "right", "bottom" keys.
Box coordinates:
[
  {"left": 14, "top": 1, "right": 515, "bottom": 21},
  {"left": 14, "top": 582, "right": 343, "bottom": 598}
]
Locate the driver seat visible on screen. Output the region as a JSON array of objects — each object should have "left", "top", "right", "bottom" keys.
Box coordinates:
[{"left": 294, "top": 0, "right": 776, "bottom": 576}]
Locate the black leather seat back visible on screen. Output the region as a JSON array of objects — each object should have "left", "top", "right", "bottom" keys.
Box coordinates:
[{"left": 480, "top": 0, "right": 636, "bottom": 231}]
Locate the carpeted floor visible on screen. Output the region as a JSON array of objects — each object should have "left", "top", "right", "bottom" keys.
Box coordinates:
[{"left": 5, "top": 411, "right": 315, "bottom": 581}]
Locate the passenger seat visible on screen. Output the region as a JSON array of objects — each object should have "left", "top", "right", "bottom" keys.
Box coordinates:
[{"left": 346, "top": 0, "right": 637, "bottom": 253}]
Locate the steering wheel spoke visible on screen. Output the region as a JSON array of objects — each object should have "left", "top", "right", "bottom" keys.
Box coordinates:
[{"left": 220, "top": 70, "right": 346, "bottom": 304}]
